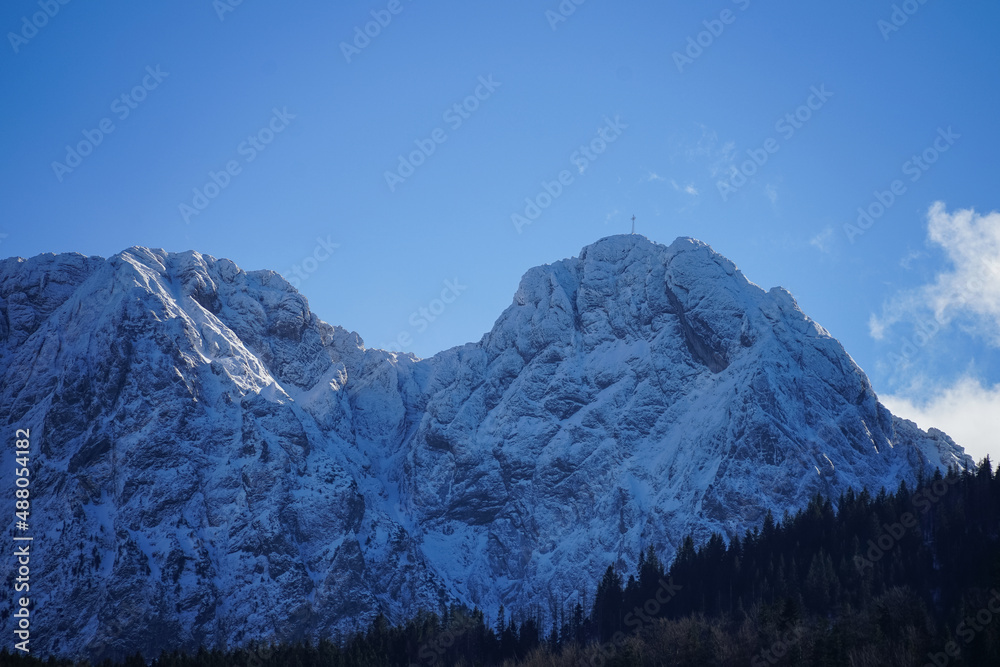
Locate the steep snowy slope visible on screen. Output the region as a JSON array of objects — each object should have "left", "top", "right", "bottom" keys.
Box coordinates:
[
  {"left": 399, "top": 235, "right": 968, "bottom": 613},
  {"left": 0, "top": 236, "right": 971, "bottom": 660},
  {"left": 0, "top": 248, "right": 442, "bottom": 658}
]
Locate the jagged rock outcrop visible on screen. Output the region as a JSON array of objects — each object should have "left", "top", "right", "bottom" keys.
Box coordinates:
[{"left": 0, "top": 236, "right": 972, "bottom": 660}]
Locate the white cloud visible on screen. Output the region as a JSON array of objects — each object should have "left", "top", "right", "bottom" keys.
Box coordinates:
[
  {"left": 871, "top": 202, "right": 1000, "bottom": 346},
  {"left": 899, "top": 248, "right": 925, "bottom": 270},
  {"left": 923, "top": 202, "right": 1000, "bottom": 338},
  {"left": 669, "top": 179, "right": 698, "bottom": 196},
  {"left": 810, "top": 226, "right": 834, "bottom": 254},
  {"left": 647, "top": 172, "right": 666, "bottom": 182},
  {"left": 881, "top": 376, "right": 1000, "bottom": 465},
  {"left": 868, "top": 313, "right": 886, "bottom": 340},
  {"left": 685, "top": 124, "right": 737, "bottom": 178}
]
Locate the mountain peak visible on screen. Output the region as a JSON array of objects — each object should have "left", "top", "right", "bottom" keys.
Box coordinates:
[
  {"left": 0, "top": 240, "right": 973, "bottom": 660},
  {"left": 576, "top": 232, "right": 709, "bottom": 260}
]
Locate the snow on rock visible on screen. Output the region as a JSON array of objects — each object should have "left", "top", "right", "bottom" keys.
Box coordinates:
[{"left": 0, "top": 235, "right": 972, "bottom": 660}]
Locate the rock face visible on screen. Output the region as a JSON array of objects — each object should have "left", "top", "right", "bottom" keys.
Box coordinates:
[{"left": 0, "top": 236, "right": 972, "bottom": 660}]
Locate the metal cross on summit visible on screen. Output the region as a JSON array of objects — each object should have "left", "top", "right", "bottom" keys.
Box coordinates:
[{"left": 631, "top": 215, "right": 636, "bottom": 235}]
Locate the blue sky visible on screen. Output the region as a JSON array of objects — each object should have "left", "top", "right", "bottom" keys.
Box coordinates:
[{"left": 2, "top": 0, "right": 998, "bottom": 461}]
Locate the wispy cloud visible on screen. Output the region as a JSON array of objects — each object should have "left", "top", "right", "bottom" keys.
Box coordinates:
[
  {"left": 868, "top": 313, "right": 887, "bottom": 341},
  {"left": 647, "top": 171, "right": 666, "bottom": 182},
  {"left": 710, "top": 141, "right": 737, "bottom": 178},
  {"left": 669, "top": 178, "right": 698, "bottom": 196},
  {"left": 685, "top": 124, "right": 737, "bottom": 178},
  {"left": 871, "top": 202, "right": 1000, "bottom": 346},
  {"left": 881, "top": 375, "right": 1000, "bottom": 465},
  {"left": 899, "top": 248, "right": 925, "bottom": 270}
]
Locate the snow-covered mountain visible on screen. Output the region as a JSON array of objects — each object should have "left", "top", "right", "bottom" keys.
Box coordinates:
[{"left": 0, "top": 235, "right": 972, "bottom": 660}]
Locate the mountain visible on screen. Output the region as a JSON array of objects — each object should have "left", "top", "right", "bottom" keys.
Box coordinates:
[{"left": 0, "top": 235, "right": 972, "bottom": 660}]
